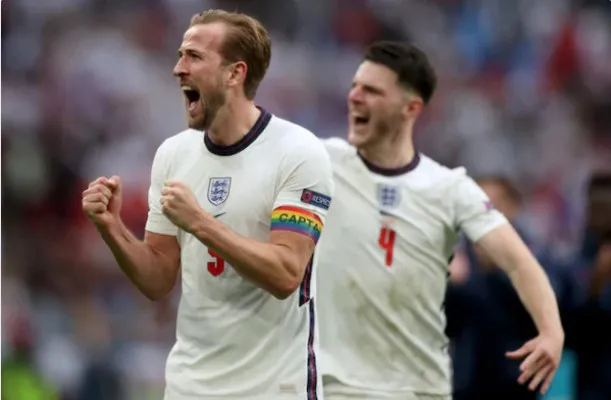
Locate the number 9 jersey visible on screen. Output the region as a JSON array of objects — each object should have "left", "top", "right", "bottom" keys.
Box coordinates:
[
  {"left": 316, "top": 138, "right": 507, "bottom": 399},
  {"left": 146, "top": 109, "right": 334, "bottom": 400}
]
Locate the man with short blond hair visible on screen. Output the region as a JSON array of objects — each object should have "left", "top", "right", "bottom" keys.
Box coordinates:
[
  {"left": 82, "top": 10, "right": 332, "bottom": 399},
  {"left": 189, "top": 9, "right": 271, "bottom": 99}
]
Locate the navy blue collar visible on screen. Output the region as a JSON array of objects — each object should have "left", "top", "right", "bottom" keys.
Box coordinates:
[
  {"left": 358, "top": 151, "right": 421, "bottom": 176},
  {"left": 204, "top": 107, "right": 271, "bottom": 156}
]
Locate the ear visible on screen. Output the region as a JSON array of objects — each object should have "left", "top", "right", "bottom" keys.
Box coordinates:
[
  {"left": 226, "top": 61, "right": 248, "bottom": 89},
  {"left": 403, "top": 96, "right": 424, "bottom": 119}
]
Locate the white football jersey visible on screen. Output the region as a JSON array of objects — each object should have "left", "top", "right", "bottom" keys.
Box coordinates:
[
  {"left": 145, "top": 109, "right": 334, "bottom": 400},
  {"left": 317, "top": 138, "right": 507, "bottom": 399}
]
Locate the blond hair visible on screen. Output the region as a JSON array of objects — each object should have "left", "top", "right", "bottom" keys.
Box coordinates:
[{"left": 191, "top": 10, "right": 271, "bottom": 99}]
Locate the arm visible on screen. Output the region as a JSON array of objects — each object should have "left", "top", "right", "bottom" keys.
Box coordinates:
[
  {"left": 99, "top": 222, "right": 180, "bottom": 301},
  {"left": 453, "top": 173, "right": 563, "bottom": 393},
  {"left": 161, "top": 137, "right": 334, "bottom": 300},
  {"left": 475, "top": 225, "right": 563, "bottom": 339},
  {"left": 196, "top": 140, "right": 332, "bottom": 299},
  {"left": 190, "top": 215, "right": 316, "bottom": 299},
  {"left": 93, "top": 141, "right": 181, "bottom": 301},
  {"left": 476, "top": 226, "right": 564, "bottom": 392}
]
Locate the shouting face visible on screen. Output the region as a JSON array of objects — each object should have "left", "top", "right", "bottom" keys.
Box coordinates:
[
  {"left": 347, "top": 61, "right": 411, "bottom": 149},
  {"left": 173, "top": 22, "right": 229, "bottom": 131}
]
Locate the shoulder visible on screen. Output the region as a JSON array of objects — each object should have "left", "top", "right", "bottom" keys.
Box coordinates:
[
  {"left": 156, "top": 129, "right": 201, "bottom": 157},
  {"left": 320, "top": 137, "right": 356, "bottom": 164},
  {"left": 412, "top": 154, "right": 469, "bottom": 189},
  {"left": 407, "top": 155, "right": 484, "bottom": 208},
  {"left": 266, "top": 115, "right": 319, "bottom": 144},
  {"left": 266, "top": 115, "right": 328, "bottom": 158},
  {"left": 320, "top": 137, "right": 352, "bottom": 152}
]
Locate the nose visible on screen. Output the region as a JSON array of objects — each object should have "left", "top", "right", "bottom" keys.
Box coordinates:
[
  {"left": 173, "top": 57, "right": 188, "bottom": 78},
  {"left": 347, "top": 86, "right": 364, "bottom": 104}
]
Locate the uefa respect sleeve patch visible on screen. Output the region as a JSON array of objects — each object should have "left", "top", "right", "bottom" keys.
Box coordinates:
[
  {"left": 271, "top": 206, "right": 323, "bottom": 243},
  {"left": 300, "top": 189, "right": 331, "bottom": 210}
]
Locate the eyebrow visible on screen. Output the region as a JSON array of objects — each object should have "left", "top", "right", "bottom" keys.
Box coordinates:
[
  {"left": 177, "top": 48, "right": 203, "bottom": 58},
  {"left": 352, "top": 81, "right": 385, "bottom": 95}
]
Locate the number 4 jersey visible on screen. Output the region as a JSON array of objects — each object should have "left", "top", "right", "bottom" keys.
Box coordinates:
[
  {"left": 145, "top": 108, "right": 333, "bottom": 400},
  {"left": 316, "top": 138, "right": 507, "bottom": 399}
]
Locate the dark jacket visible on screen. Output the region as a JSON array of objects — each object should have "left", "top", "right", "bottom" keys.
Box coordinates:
[
  {"left": 445, "top": 229, "right": 570, "bottom": 400},
  {"left": 563, "top": 233, "right": 611, "bottom": 400}
]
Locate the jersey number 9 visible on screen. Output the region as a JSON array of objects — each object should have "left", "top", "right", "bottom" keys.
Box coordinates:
[
  {"left": 378, "top": 227, "right": 396, "bottom": 267},
  {"left": 207, "top": 249, "right": 225, "bottom": 276}
]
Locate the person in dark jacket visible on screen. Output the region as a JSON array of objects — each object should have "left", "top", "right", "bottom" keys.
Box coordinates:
[
  {"left": 446, "top": 176, "right": 569, "bottom": 400},
  {"left": 563, "top": 172, "right": 611, "bottom": 400}
]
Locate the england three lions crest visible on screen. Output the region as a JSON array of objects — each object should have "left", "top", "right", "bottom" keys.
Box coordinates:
[
  {"left": 377, "top": 183, "right": 401, "bottom": 209},
  {"left": 208, "top": 177, "right": 231, "bottom": 206}
]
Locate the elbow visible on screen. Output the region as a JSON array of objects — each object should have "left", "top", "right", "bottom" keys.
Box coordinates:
[
  {"left": 265, "top": 251, "right": 307, "bottom": 300},
  {"left": 270, "top": 276, "right": 301, "bottom": 300},
  {"left": 142, "top": 290, "right": 167, "bottom": 302},
  {"left": 143, "top": 291, "right": 166, "bottom": 302},
  {"left": 137, "top": 262, "right": 179, "bottom": 302},
  {"left": 141, "top": 284, "right": 174, "bottom": 302}
]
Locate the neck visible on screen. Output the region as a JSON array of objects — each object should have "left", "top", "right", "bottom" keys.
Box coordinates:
[
  {"left": 358, "top": 123, "right": 416, "bottom": 170},
  {"left": 207, "top": 98, "right": 260, "bottom": 146}
]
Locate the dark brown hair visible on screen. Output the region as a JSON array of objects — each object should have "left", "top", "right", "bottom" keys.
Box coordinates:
[{"left": 364, "top": 41, "right": 437, "bottom": 104}]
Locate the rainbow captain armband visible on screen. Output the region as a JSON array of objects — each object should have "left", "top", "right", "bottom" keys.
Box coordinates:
[{"left": 271, "top": 206, "right": 323, "bottom": 243}]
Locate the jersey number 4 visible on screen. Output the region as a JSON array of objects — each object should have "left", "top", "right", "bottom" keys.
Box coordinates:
[
  {"left": 378, "top": 227, "right": 396, "bottom": 267},
  {"left": 207, "top": 249, "right": 225, "bottom": 276}
]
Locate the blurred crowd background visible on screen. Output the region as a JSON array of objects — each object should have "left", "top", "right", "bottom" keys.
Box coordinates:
[{"left": 2, "top": 0, "right": 611, "bottom": 399}]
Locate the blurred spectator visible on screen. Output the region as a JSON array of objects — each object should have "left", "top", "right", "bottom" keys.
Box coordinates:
[
  {"left": 1, "top": 314, "right": 58, "bottom": 400},
  {"left": 1, "top": 0, "right": 610, "bottom": 398},
  {"left": 564, "top": 172, "right": 611, "bottom": 400}
]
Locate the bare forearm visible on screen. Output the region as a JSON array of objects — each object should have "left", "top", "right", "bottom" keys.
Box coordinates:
[
  {"left": 479, "top": 225, "right": 564, "bottom": 338},
  {"left": 190, "top": 213, "right": 300, "bottom": 298},
  {"left": 98, "top": 221, "right": 177, "bottom": 300},
  {"left": 507, "top": 260, "right": 563, "bottom": 337}
]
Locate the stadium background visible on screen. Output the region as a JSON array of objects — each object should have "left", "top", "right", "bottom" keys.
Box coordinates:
[{"left": 2, "top": 0, "right": 610, "bottom": 399}]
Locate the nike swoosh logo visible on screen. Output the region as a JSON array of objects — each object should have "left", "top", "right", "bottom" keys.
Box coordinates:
[
  {"left": 213, "top": 212, "right": 226, "bottom": 219},
  {"left": 379, "top": 210, "right": 398, "bottom": 217}
]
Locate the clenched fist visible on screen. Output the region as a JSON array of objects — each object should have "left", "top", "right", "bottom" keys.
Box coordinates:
[
  {"left": 161, "top": 180, "right": 204, "bottom": 233},
  {"left": 82, "top": 176, "right": 122, "bottom": 227}
]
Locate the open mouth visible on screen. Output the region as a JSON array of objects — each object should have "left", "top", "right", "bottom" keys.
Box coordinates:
[
  {"left": 182, "top": 86, "right": 201, "bottom": 111},
  {"left": 353, "top": 116, "right": 370, "bottom": 126}
]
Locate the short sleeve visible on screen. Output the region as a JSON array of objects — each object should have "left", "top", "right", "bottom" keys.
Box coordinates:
[
  {"left": 271, "top": 140, "right": 334, "bottom": 244},
  {"left": 145, "top": 142, "right": 178, "bottom": 236},
  {"left": 453, "top": 174, "right": 507, "bottom": 242}
]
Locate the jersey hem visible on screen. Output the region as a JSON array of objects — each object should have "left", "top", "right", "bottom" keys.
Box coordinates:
[{"left": 323, "top": 383, "right": 452, "bottom": 398}]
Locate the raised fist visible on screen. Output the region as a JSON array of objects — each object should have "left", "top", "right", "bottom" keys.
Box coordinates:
[
  {"left": 161, "top": 180, "right": 204, "bottom": 233},
  {"left": 82, "top": 175, "right": 123, "bottom": 227}
]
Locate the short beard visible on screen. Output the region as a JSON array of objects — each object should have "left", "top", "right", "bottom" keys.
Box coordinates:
[
  {"left": 189, "top": 84, "right": 227, "bottom": 131},
  {"left": 372, "top": 108, "right": 404, "bottom": 139}
]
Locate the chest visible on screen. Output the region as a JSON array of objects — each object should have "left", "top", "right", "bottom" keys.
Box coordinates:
[
  {"left": 332, "top": 171, "right": 456, "bottom": 251},
  {"left": 320, "top": 170, "right": 458, "bottom": 309},
  {"left": 170, "top": 150, "right": 280, "bottom": 233},
  {"left": 170, "top": 149, "right": 282, "bottom": 297},
  {"left": 318, "top": 174, "right": 457, "bottom": 307}
]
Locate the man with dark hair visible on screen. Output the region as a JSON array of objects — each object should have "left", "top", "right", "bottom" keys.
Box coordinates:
[
  {"left": 364, "top": 41, "right": 436, "bottom": 104},
  {"left": 564, "top": 171, "right": 611, "bottom": 400},
  {"left": 316, "top": 41, "right": 564, "bottom": 400},
  {"left": 82, "top": 10, "right": 333, "bottom": 399}
]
